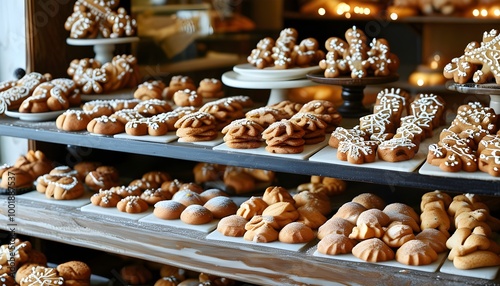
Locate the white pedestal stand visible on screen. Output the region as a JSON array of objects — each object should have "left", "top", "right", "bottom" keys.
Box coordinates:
[
  {"left": 221, "top": 71, "right": 318, "bottom": 105},
  {"left": 66, "top": 37, "right": 139, "bottom": 64}
]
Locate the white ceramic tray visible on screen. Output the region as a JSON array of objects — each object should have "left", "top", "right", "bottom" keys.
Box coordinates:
[
  {"left": 66, "top": 37, "right": 140, "bottom": 46},
  {"left": 5, "top": 110, "right": 65, "bottom": 121},
  {"left": 313, "top": 250, "right": 447, "bottom": 273},
  {"left": 18, "top": 190, "right": 94, "bottom": 207},
  {"left": 308, "top": 128, "right": 442, "bottom": 172},
  {"left": 213, "top": 139, "right": 328, "bottom": 160},
  {"left": 439, "top": 259, "right": 500, "bottom": 280},
  {"left": 139, "top": 213, "right": 219, "bottom": 233},
  {"left": 177, "top": 133, "right": 224, "bottom": 146},
  {"left": 80, "top": 203, "right": 153, "bottom": 220},
  {"left": 419, "top": 162, "right": 500, "bottom": 181},
  {"left": 114, "top": 132, "right": 178, "bottom": 143},
  {"left": 233, "top": 63, "right": 321, "bottom": 81},
  {"left": 206, "top": 229, "right": 315, "bottom": 252}
]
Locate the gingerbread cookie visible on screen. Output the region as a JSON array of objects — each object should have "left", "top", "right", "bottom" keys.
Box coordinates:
[
  {"left": 221, "top": 118, "right": 264, "bottom": 149},
  {"left": 175, "top": 111, "right": 218, "bottom": 142},
  {"left": 248, "top": 37, "right": 275, "bottom": 69},
  {"left": 262, "top": 119, "right": 305, "bottom": 154}
]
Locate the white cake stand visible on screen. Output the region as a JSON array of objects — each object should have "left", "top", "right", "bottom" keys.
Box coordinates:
[
  {"left": 446, "top": 81, "right": 500, "bottom": 114},
  {"left": 66, "top": 37, "right": 139, "bottom": 64},
  {"left": 221, "top": 71, "right": 318, "bottom": 105}
]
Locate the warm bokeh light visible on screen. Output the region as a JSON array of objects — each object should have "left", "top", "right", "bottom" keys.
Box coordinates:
[
  {"left": 481, "top": 9, "right": 488, "bottom": 16},
  {"left": 390, "top": 13, "right": 398, "bottom": 20},
  {"left": 318, "top": 7, "right": 326, "bottom": 16},
  {"left": 472, "top": 9, "right": 479, "bottom": 17},
  {"left": 417, "top": 79, "right": 424, "bottom": 86}
]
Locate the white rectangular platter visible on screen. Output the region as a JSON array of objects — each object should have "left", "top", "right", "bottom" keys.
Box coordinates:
[
  {"left": 440, "top": 259, "right": 500, "bottom": 280},
  {"left": 114, "top": 132, "right": 178, "bottom": 143},
  {"left": 18, "top": 190, "right": 93, "bottom": 207},
  {"left": 308, "top": 129, "right": 441, "bottom": 172},
  {"left": 313, "top": 250, "right": 447, "bottom": 273},
  {"left": 80, "top": 203, "right": 153, "bottom": 220},
  {"left": 213, "top": 139, "right": 328, "bottom": 160},
  {"left": 139, "top": 213, "right": 219, "bottom": 233},
  {"left": 206, "top": 229, "right": 314, "bottom": 252},
  {"left": 419, "top": 162, "right": 500, "bottom": 181},
  {"left": 177, "top": 133, "right": 224, "bottom": 147}
]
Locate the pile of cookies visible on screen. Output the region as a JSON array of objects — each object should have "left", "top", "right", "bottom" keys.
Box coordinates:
[
  {"left": 445, "top": 193, "right": 500, "bottom": 269},
  {"left": 427, "top": 101, "right": 500, "bottom": 176},
  {"left": 319, "top": 26, "right": 399, "bottom": 78},
  {"left": 0, "top": 238, "right": 92, "bottom": 285},
  {"left": 135, "top": 77, "right": 225, "bottom": 104},
  {"left": 216, "top": 180, "right": 346, "bottom": 244},
  {"left": 317, "top": 190, "right": 500, "bottom": 269},
  {"left": 0, "top": 150, "right": 53, "bottom": 192},
  {"left": 67, "top": 54, "right": 140, "bottom": 94},
  {"left": 222, "top": 99, "right": 342, "bottom": 154},
  {"left": 18, "top": 78, "right": 81, "bottom": 113},
  {"left": 329, "top": 88, "right": 446, "bottom": 163},
  {"left": 247, "top": 27, "right": 325, "bottom": 69},
  {"left": 0, "top": 72, "right": 52, "bottom": 114},
  {"left": 444, "top": 28, "right": 500, "bottom": 84},
  {"left": 65, "top": 0, "right": 137, "bottom": 39},
  {"left": 317, "top": 192, "right": 448, "bottom": 266}
]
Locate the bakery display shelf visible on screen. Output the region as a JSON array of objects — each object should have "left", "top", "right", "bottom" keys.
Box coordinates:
[
  {"left": 0, "top": 198, "right": 496, "bottom": 286},
  {"left": 0, "top": 117, "right": 498, "bottom": 195}
]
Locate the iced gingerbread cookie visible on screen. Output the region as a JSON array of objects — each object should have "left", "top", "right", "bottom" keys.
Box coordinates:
[
  {"left": 247, "top": 37, "right": 275, "bottom": 69},
  {"left": 262, "top": 119, "right": 305, "bottom": 154}
]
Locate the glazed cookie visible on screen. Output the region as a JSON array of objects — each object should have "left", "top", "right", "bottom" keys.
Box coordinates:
[
  {"left": 271, "top": 27, "right": 298, "bottom": 69},
  {"left": 221, "top": 118, "right": 264, "bottom": 149},
  {"left": 245, "top": 107, "right": 289, "bottom": 129},
  {"left": 320, "top": 37, "right": 349, "bottom": 78},
  {"left": 292, "top": 37, "right": 325, "bottom": 67},
  {"left": 175, "top": 111, "right": 218, "bottom": 142},
  {"left": 197, "top": 78, "right": 224, "bottom": 98},
  {"left": 134, "top": 80, "right": 166, "bottom": 100},
  {"left": 134, "top": 99, "right": 172, "bottom": 116},
  {"left": 337, "top": 139, "right": 378, "bottom": 164},
  {"left": 268, "top": 100, "right": 303, "bottom": 118},
  {"left": 247, "top": 37, "right": 275, "bottom": 69},
  {"left": 164, "top": 75, "right": 196, "bottom": 99},
  {"left": 87, "top": 115, "right": 125, "bottom": 135},
  {"left": 173, "top": 89, "right": 203, "bottom": 107},
  {"left": 199, "top": 98, "right": 245, "bottom": 130},
  {"left": 329, "top": 127, "right": 367, "bottom": 148},
  {"left": 410, "top": 93, "right": 446, "bottom": 128},
  {"left": 290, "top": 112, "right": 327, "bottom": 144},
  {"left": 299, "top": 100, "right": 342, "bottom": 132},
  {"left": 464, "top": 29, "right": 500, "bottom": 84},
  {"left": 56, "top": 109, "right": 93, "bottom": 131},
  {"left": 443, "top": 55, "right": 477, "bottom": 84},
  {"left": 262, "top": 119, "right": 305, "bottom": 154},
  {"left": 90, "top": 189, "right": 121, "bottom": 207},
  {"left": 117, "top": 196, "right": 149, "bottom": 213}
]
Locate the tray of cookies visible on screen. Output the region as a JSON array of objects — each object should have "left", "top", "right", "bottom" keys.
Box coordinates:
[{"left": 419, "top": 101, "right": 500, "bottom": 180}]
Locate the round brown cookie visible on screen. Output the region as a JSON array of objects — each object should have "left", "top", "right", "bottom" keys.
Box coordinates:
[{"left": 197, "top": 78, "right": 224, "bottom": 98}]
